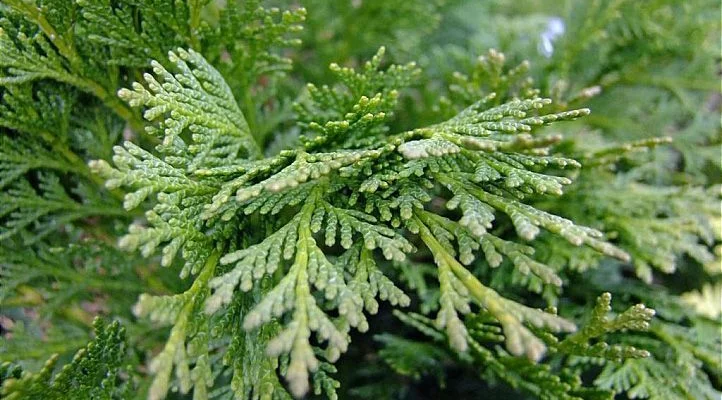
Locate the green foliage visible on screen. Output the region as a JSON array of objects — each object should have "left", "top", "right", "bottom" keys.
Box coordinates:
[
  {"left": 98, "top": 41, "right": 641, "bottom": 397},
  {"left": 0, "top": 240, "right": 146, "bottom": 316},
  {"left": 537, "top": 176, "right": 721, "bottom": 282},
  {"left": 0, "top": 1, "right": 719, "bottom": 400},
  {"left": 0, "top": 318, "right": 129, "bottom": 400},
  {"left": 385, "top": 292, "right": 657, "bottom": 400},
  {"left": 375, "top": 333, "right": 450, "bottom": 384},
  {"left": 588, "top": 277, "right": 722, "bottom": 400},
  {"left": 288, "top": 0, "right": 448, "bottom": 80}
]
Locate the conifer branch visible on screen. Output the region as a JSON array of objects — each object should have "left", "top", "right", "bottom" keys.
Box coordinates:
[
  {"left": 1, "top": 2, "right": 718, "bottom": 399},
  {"left": 415, "top": 214, "right": 576, "bottom": 360}
]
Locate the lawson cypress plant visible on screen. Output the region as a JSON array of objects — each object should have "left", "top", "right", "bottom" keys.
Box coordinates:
[{"left": 0, "top": 1, "right": 719, "bottom": 399}]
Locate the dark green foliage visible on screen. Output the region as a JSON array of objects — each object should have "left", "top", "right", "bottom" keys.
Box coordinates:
[
  {"left": 0, "top": 1, "right": 719, "bottom": 400},
  {"left": 0, "top": 318, "right": 129, "bottom": 400},
  {"left": 587, "top": 273, "right": 722, "bottom": 400},
  {"left": 386, "top": 291, "right": 656, "bottom": 400}
]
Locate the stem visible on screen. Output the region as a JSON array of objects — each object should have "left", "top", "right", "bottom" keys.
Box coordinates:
[
  {"left": 147, "top": 250, "right": 220, "bottom": 397},
  {"left": 414, "top": 214, "right": 508, "bottom": 318},
  {"left": 191, "top": 250, "right": 221, "bottom": 292},
  {"left": 34, "top": 130, "right": 129, "bottom": 204},
  {"left": 6, "top": 338, "right": 89, "bottom": 360},
  {"left": 188, "top": 0, "right": 204, "bottom": 51},
  {"left": 236, "top": 69, "right": 263, "bottom": 158},
  {"left": 243, "top": 87, "right": 258, "bottom": 141},
  {"left": 8, "top": 0, "right": 146, "bottom": 133},
  {"left": 8, "top": 0, "right": 78, "bottom": 67},
  {"left": 76, "top": 80, "right": 146, "bottom": 134},
  {"left": 37, "top": 131, "right": 96, "bottom": 179}
]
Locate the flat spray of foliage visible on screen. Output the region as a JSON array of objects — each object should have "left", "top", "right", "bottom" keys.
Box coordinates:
[{"left": 0, "top": 1, "right": 720, "bottom": 400}]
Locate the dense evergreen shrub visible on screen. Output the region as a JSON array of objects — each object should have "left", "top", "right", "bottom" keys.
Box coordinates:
[{"left": 1, "top": 1, "right": 719, "bottom": 399}]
